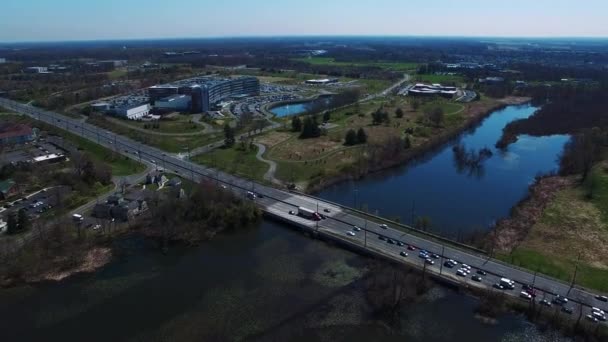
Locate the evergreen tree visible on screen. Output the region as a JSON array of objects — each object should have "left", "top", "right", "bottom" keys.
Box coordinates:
[
  {"left": 404, "top": 135, "right": 411, "bottom": 149},
  {"left": 323, "top": 111, "right": 331, "bottom": 122},
  {"left": 299, "top": 116, "right": 321, "bottom": 139},
  {"left": 6, "top": 212, "right": 17, "bottom": 235},
  {"left": 17, "top": 208, "right": 29, "bottom": 232},
  {"left": 357, "top": 128, "right": 368, "bottom": 144},
  {"left": 344, "top": 129, "right": 358, "bottom": 146},
  {"left": 291, "top": 116, "right": 302, "bottom": 132},
  {"left": 395, "top": 107, "right": 404, "bottom": 118},
  {"left": 224, "top": 123, "right": 235, "bottom": 147}
]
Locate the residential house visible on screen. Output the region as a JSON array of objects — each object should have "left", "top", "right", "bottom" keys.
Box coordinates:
[
  {"left": 0, "top": 124, "right": 36, "bottom": 146},
  {"left": 146, "top": 171, "right": 168, "bottom": 186},
  {"left": 0, "top": 179, "right": 18, "bottom": 200}
]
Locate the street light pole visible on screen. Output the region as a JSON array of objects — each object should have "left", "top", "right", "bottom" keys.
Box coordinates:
[
  {"left": 364, "top": 219, "right": 368, "bottom": 248},
  {"left": 440, "top": 245, "right": 445, "bottom": 275}
]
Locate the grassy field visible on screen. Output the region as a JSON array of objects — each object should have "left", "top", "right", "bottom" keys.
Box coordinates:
[
  {"left": 87, "top": 115, "right": 221, "bottom": 153},
  {"left": 294, "top": 57, "right": 418, "bottom": 71},
  {"left": 500, "top": 166, "right": 608, "bottom": 292},
  {"left": 260, "top": 96, "right": 487, "bottom": 188},
  {"left": 192, "top": 144, "right": 269, "bottom": 183},
  {"left": 413, "top": 74, "right": 465, "bottom": 85},
  {"left": 354, "top": 78, "right": 394, "bottom": 94},
  {"left": 107, "top": 69, "right": 128, "bottom": 80},
  {"left": 108, "top": 115, "right": 206, "bottom": 134}
]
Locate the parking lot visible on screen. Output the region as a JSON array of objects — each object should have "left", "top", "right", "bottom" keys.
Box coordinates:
[
  {"left": 0, "top": 141, "right": 66, "bottom": 166},
  {"left": 0, "top": 186, "right": 71, "bottom": 220}
]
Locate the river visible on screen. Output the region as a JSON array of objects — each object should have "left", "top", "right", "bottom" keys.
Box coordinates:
[
  {"left": 0, "top": 103, "right": 573, "bottom": 341},
  {"left": 0, "top": 220, "right": 571, "bottom": 341},
  {"left": 316, "top": 103, "right": 569, "bottom": 237}
]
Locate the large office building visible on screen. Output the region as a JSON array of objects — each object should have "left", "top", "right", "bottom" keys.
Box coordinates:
[
  {"left": 148, "top": 76, "right": 259, "bottom": 113},
  {"left": 407, "top": 83, "right": 458, "bottom": 99}
]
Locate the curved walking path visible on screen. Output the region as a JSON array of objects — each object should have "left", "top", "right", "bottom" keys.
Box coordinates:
[{"left": 253, "top": 143, "right": 282, "bottom": 186}]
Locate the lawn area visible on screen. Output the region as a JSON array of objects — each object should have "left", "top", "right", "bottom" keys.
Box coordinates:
[
  {"left": 107, "top": 115, "right": 206, "bottom": 134},
  {"left": 192, "top": 144, "right": 269, "bottom": 183},
  {"left": 421, "top": 101, "right": 464, "bottom": 116},
  {"left": 293, "top": 57, "right": 418, "bottom": 71},
  {"left": 0, "top": 114, "right": 145, "bottom": 176},
  {"left": 413, "top": 74, "right": 465, "bottom": 85},
  {"left": 107, "top": 69, "right": 128, "bottom": 80},
  {"left": 354, "top": 78, "right": 394, "bottom": 94},
  {"left": 500, "top": 166, "right": 608, "bottom": 292},
  {"left": 87, "top": 115, "right": 221, "bottom": 153}
]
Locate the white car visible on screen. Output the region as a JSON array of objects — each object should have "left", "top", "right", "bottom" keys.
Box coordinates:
[
  {"left": 586, "top": 314, "right": 599, "bottom": 323},
  {"left": 592, "top": 307, "right": 605, "bottom": 315},
  {"left": 456, "top": 269, "right": 466, "bottom": 277},
  {"left": 353, "top": 226, "right": 362, "bottom": 232},
  {"left": 462, "top": 264, "right": 471, "bottom": 270},
  {"left": 520, "top": 291, "right": 533, "bottom": 300},
  {"left": 425, "top": 258, "right": 435, "bottom": 265},
  {"left": 346, "top": 231, "right": 356, "bottom": 237},
  {"left": 379, "top": 224, "right": 389, "bottom": 229}
]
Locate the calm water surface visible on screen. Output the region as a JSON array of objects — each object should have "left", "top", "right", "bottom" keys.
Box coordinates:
[
  {"left": 317, "top": 104, "right": 569, "bottom": 237},
  {"left": 0, "top": 221, "right": 570, "bottom": 341}
]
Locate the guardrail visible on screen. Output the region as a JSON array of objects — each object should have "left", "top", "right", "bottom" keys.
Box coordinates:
[{"left": 290, "top": 189, "right": 488, "bottom": 255}]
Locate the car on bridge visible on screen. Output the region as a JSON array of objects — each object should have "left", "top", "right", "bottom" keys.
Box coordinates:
[
  {"left": 400, "top": 251, "right": 408, "bottom": 257},
  {"left": 346, "top": 231, "right": 356, "bottom": 237},
  {"left": 379, "top": 224, "right": 389, "bottom": 229},
  {"left": 520, "top": 291, "right": 533, "bottom": 300}
]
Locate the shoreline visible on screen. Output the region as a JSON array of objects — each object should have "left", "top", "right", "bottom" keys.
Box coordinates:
[
  {"left": 305, "top": 96, "right": 532, "bottom": 194},
  {"left": 490, "top": 175, "right": 575, "bottom": 253},
  {"left": 1, "top": 247, "right": 113, "bottom": 288}
]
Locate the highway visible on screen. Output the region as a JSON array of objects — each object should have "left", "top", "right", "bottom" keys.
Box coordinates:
[{"left": 1, "top": 97, "right": 607, "bottom": 324}]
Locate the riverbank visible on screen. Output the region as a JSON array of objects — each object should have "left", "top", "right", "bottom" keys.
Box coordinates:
[
  {"left": 305, "top": 96, "right": 531, "bottom": 194},
  {"left": 491, "top": 176, "right": 575, "bottom": 252}
]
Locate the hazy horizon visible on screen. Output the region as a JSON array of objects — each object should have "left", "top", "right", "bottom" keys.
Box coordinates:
[{"left": 2, "top": 0, "right": 608, "bottom": 42}]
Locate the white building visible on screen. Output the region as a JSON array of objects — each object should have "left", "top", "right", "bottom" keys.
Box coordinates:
[
  {"left": 154, "top": 94, "right": 191, "bottom": 111},
  {"left": 24, "top": 66, "right": 49, "bottom": 74},
  {"left": 116, "top": 104, "right": 150, "bottom": 120},
  {"left": 0, "top": 218, "right": 6, "bottom": 234}
]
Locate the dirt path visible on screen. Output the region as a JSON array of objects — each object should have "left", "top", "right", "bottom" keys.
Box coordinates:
[{"left": 253, "top": 143, "right": 282, "bottom": 185}]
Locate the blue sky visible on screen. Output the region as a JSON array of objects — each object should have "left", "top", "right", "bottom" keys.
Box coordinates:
[{"left": 1, "top": 0, "right": 607, "bottom": 42}]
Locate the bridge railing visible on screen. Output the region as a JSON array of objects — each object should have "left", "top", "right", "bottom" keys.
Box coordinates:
[{"left": 290, "top": 190, "right": 488, "bottom": 256}]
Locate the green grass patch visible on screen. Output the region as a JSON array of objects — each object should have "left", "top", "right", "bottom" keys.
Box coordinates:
[
  {"left": 293, "top": 57, "right": 418, "bottom": 71},
  {"left": 421, "top": 101, "right": 464, "bottom": 116},
  {"left": 498, "top": 248, "right": 608, "bottom": 292},
  {"left": 192, "top": 144, "right": 269, "bottom": 183},
  {"left": 107, "top": 69, "right": 128, "bottom": 80},
  {"left": 111, "top": 115, "right": 206, "bottom": 134},
  {"left": 413, "top": 74, "right": 465, "bottom": 84},
  {"left": 87, "top": 115, "right": 221, "bottom": 153}
]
